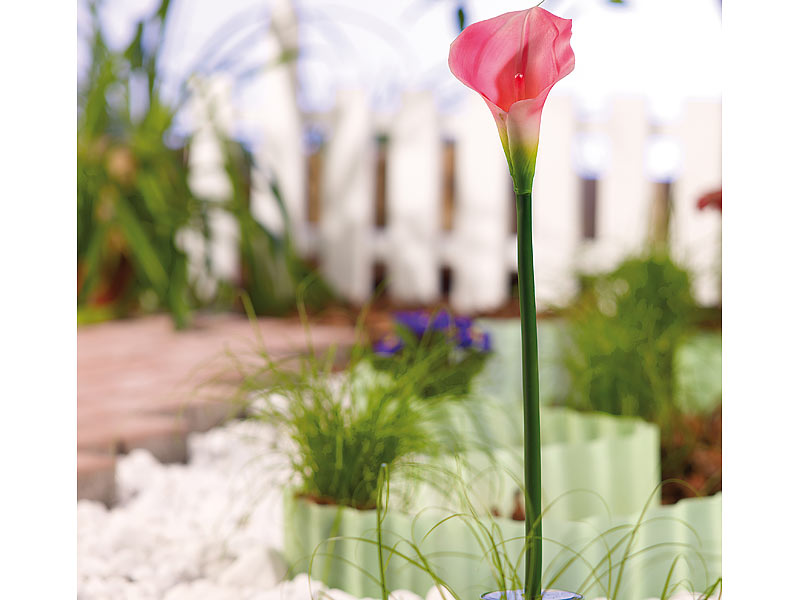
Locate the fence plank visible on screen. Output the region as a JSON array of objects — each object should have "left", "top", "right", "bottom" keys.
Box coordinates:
[
  {"left": 581, "top": 97, "right": 650, "bottom": 273},
  {"left": 188, "top": 82, "right": 720, "bottom": 312},
  {"left": 530, "top": 94, "right": 581, "bottom": 307},
  {"left": 319, "top": 90, "right": 375, "bottom": 303},
  {"left": 385, "top": 91, "right": 442, "bottom": 304},
  {"left": 669, "top": 101, "right": 722, "bottom": 305},
  {"left": 248, "top": 0, "right": 310, "bottom": 254},
  {"left": 185, "top": 75, "right": 239, "bottom": 299},
  {"left": 448, "top": 94, "right": 511, "bottom": 313}
]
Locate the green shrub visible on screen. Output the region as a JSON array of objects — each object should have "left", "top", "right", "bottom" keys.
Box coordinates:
[
  {"left": 77, "top": 1, "right": 198, "bottom": 327},
  {"left": 561, "top": 251, "right": 699, "bottom": 427}
]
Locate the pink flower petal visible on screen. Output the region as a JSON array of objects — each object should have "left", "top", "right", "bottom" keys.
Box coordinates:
[
  {"left": 449, "top": 8, "right": 574, "bottom": 113},
  {"left": 448, "top": 7, "right": 575, "bottom": 193}
]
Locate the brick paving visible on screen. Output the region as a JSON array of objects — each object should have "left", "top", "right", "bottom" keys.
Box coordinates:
[{"left": 78, "top": 313, "right": 356, "bottom": 505}]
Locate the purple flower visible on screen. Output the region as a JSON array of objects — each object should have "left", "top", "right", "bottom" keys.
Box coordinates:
[
  {"left": 373, "top": 335, "right": 404, "bottom": 356},
  {"left": 430, "top": 310, "right": 455, "bottom": 332},
  {"left": 454, "top": 315, "right": 473, "bottom": 330},
  {"left": 475, "top": 330, "right": 492, "bottom": 352},
  {"left": 391, "top": 310, "right": 490, "bottom": 353},
  {"left": 393, "top": 311, "right": 430, "bottom": 338},
  {"left": 456, "top": 326, "right": 473, "bottom": 349},
  {"left": 456, "top": 324, "right": 492, "bottom": 352}
]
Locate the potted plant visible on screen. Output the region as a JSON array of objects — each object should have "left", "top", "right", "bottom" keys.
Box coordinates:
[{"left": 231, "top": 309, "right": 477, "bottom": 595}]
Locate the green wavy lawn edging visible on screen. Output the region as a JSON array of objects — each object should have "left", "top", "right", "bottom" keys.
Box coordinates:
[
  {"left": 283, "top": 407, "right": 670, "bottom": 599},
  {"left": 416, "top": 406, "right": 660, "bottom": 522},
  {"left": 283, "top": 491, "right": 721, "bottom": 600}
]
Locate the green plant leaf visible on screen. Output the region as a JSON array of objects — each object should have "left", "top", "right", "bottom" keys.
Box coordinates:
[{"left": 113, "top": 194, "right": 170, "bottom": 295}]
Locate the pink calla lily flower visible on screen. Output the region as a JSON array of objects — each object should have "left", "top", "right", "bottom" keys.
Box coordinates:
[{"left": 448, "top": 7, "right": 575, "bottom": 194}]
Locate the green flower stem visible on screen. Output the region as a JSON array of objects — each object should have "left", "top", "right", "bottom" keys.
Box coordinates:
[{"left": 516, "top": 191, "right": 542, "bottom": 600}]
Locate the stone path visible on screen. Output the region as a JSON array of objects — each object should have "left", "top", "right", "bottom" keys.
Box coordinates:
[{"left": 78, "top": 313, "right": 355, "bottom": 506}]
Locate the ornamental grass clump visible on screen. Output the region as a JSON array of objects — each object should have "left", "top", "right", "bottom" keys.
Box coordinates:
[
  {"left": 231, "top": 304, "right": 464, "bottom": 511},
  {"left": 370, "top": 310, "right": 492, "bottom": 399}
]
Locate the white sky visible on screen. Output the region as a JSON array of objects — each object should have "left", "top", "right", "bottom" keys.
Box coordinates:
[{"left": 78, "top": 0, "right": 722, "bottom": 128}]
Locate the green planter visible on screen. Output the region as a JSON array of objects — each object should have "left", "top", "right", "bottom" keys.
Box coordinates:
[{"left": 283, "top": 492, "right": 721, "bottom": 600}]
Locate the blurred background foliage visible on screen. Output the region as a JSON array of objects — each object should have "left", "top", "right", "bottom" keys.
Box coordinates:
[
  {"left": 562, "top": 251, "right": 699, "bottom": 425},
  {"left": 77, "top": 0, "right": 330, "bottom": 328},
  {"left": 77, "top": 0, "right": 195, "bottom": 326}
]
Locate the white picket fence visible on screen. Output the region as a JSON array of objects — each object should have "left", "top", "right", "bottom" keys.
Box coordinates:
[{"left": 186, "top": 75, "right": 721, "bottom": 313}]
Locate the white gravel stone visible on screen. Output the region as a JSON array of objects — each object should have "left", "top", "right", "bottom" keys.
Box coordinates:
[
  {"left": 217, "top": 546, "right": 287, "bottom": 589},
  {"left": 163, "top": 579, "right": 241, "bottom": 600},
  {"left": 78, "top": 420, "right": 288, "bottom": 600},
  {"left": 116, "top": 448, "right": 164, "bottom": 503}
]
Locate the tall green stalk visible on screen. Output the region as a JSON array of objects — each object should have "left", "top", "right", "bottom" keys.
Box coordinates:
[{"left": 516, "top": 191, "right": 542, "bottom": 600}]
